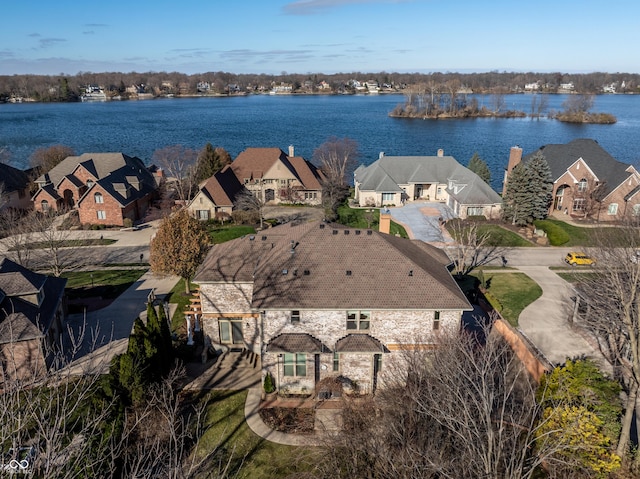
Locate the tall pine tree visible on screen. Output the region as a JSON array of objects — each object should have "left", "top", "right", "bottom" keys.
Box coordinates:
[
  {"left": 502, "top": 153, "right": 552, "bottom": 225},
  {"left": 468, "top": 152, "right": 491, "bottom": 185}
]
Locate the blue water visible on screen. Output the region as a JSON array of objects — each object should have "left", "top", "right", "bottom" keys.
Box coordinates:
[{"left": 1, "top": 94, "right": 639, "bottom": 192}]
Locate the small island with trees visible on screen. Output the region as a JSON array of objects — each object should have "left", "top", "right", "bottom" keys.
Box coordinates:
[{"left": 390, "top": 81, "right": 617, "bottom": 124}]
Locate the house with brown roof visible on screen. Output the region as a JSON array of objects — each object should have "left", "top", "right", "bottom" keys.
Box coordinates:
[
  {"left": 32, "top": 152, "right": 160, "bottom": 226},
  {"left": 505, "top": 139, "right": 640, "bottom": 221},
  {"left": 193, "top": 220, "right": 471, "bottom": 396},
  {"left": 186, "top": 167, "right": 242, "bottom": 221},
  {"left": 229, "top": 146, "right": 323, "bottom": 206},
  {"left": 0, "top": 258, "right": 66, "bottom": 384},
  {"left": 0, "top": 163, "right": 31, "bottom": 212}
]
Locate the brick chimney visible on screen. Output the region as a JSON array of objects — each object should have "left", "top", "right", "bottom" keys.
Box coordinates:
[
  {"left": 288, "top": 145, "right": 294, "bottom": 157},
  {"left": 379, "top": 209, "right": 391, "bottom": 234},
  {"left": 503, "top": 146, "right": 523, "bottom": 196}
]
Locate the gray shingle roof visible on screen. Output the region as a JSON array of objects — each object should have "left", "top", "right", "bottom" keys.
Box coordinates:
[
  {"left": 355, "top": 155, "right": 501, "bottom": 204},
  {"left": 524, "top": 139, "right": 633, "bottom": 193},
  {"left": 194, "top": 221, "right": 471, "bottom": 312},
  {"left": 0, "top": 163, "right": 29, "bottom": 193},
  {"left": 0, "top": 258, "right": 67, "bottom": 344}
]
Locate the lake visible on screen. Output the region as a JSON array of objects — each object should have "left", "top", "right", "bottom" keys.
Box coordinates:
[{"left": 2, "top": 93, "right": 640, "bottom": 191}]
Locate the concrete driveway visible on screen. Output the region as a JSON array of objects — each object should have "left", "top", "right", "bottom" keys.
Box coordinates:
[
  {"left": 508, "top": 266, "right": 605, "bottom": 368},
  {"left": 387, "top": 202, "right": 457, "bottom": 244}
]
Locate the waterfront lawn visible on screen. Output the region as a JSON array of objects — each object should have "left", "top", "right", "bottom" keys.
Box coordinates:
[
  {"left": 191, "top": 390, "right": 316, "bottom": 479},
  {"left": 472, "top": 271, "right": 542, "bottom": 327}
]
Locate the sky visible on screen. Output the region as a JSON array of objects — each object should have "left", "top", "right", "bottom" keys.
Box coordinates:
[{"left": 1, "top": 0, "right": 638, "bottom": 76}]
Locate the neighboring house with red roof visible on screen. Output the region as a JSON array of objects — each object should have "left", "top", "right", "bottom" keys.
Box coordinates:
[
  {"left": 0, "top": 258, "right": 66, "bottom": 384},
  {"left": 32, "top": 153, "right": 161, "bottom": 226},
  {"left": 186, "top": 167, "right": 242, "bottom": 221},
  {"left": 505, "top": 139, "right": 640, "bottom": 221},
  {"left": 229, "top": 146, "right": 323, "bottom": 205},
  {"left": 354, "top": 150, "right": 502, "bottom": 219},
  {"left": 0, "top": 163, "right": 31, "bottom": 212},
  {"left": 193, "top": 220, "right": 471, "bottom": 396}
]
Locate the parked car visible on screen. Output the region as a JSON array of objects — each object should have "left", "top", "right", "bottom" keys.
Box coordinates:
[{"left": 565, "top": 252, "right": 595, "bottom": 266}]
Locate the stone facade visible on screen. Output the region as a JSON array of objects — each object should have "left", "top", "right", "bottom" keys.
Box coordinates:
[{"left": 193, "top": 221, "right": 471, "bottom": 397}]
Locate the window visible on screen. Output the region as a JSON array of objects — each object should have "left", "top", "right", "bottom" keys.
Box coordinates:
[
  {"left": 381, "top": 192, "right": 394, "bottom": 203},
  {"left": 347, "top": 311, "right": 371, "bottom": 330},
  {"left": 40, "top": 200, "right": 49, "bottom": 211},
  {"left": 467, "top": 206, "right": 484, "bottom": 216},
  {"left": 433, "top": 311, "right": 441, "bottom": 330},
  {"left": 94, "top": 192, "right": 104, "bottom": 204},
  {"left": 572, "top": 198, "right": 585, "bottom": 212},
  {"left": 283, "top": 353, "right": 306, "bottom": 377},
  {"left": 577, "top": 178, "right": 588, "bottom": 192},
  {"left": 197, "top": 210, "right": 210, "bottom": 220},
  {"left": 290, "top": 310, "right": 300, "bottom": 324},
  {"left": 608, "top": 203, "right": 619, "bottom": 215},
  {"left": 97, "top": 210, "right": 106, "bottom": 220},
  {"left": 87, "top": 180, "right": 94, "bottom": 188},
  {"left": 633, "top": 204, "right": 640, "bottom": 216},
  {"left": 333, "top": 352, "right": 340, "bottom": 372}
]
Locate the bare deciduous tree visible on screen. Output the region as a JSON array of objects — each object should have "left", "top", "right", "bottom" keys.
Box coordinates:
[
  {"left": 318, "top": 327, "right": 618, "bottom": 479},
  {"left": 152, "top": 145, "right": 199, "bottom": 203},
  {"left": 446, "top": 219, "right": 508, "bottom": 276},
  {"left": 571, "top": 225, "right": 640, "bottom": 467},
  {"left": 233, "top": 188, "right": 265, "bottom": 229},
  {"left": 29, "top": 145, "right": 75, "bottom": 176}
]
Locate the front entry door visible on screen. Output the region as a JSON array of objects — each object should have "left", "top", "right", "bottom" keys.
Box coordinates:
[{"left": 219, "top": 319, "right": 244, "bottom": 345}]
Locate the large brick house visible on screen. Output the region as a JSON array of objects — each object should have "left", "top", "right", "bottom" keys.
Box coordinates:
[
  {"left": 229, "top": 146, "right": 324, "bottom": 206},
  {"left": 354, "top": 150, "right": 502, "bottom": 219},
  {"left": 505, "top": 139, "right": 640, "bottom": 221},
  {"left": 193, "top": 220, "right": 471, "bottom": 395},
  {"left": 0, "top": 163, "right": 31, "bottom": 212},
  {"left": 0, "top": 258, "right": 66, "bottom": 384},
  {"left": 32, "top": 153, "right": 160, "bottom": 226}
]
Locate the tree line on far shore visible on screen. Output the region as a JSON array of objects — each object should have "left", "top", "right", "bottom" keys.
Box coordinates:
[{"left": 1, "top": 70, "right": 639, "bottom": 102}]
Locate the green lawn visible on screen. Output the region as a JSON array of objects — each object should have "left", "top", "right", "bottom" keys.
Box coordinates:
[
  {"left": 166, "top": 278, "right": 198, "bottom": 332},
  {"left": 538, "top": 219, "right": 629, "bottom": 247},
  {"left": 336, "top": 203, "right": 408, "bottom": 238},
  {"left": 8, "top": 238, "right": 116, "bottom": 251},
  {"left": 477, "top": 224, "right": 532, "bottom": 247},
  {"left": 62, "top": 269, "right": 146, "bottom": 300},
  {"left": 190, "top": 390, "right": 317, "bottom": 478},
  {"left": 207, "top": 224, "right": 256, "bottom": 244},
  {"left": 471, "top": 271, "right": 542, "bottom": 327}
]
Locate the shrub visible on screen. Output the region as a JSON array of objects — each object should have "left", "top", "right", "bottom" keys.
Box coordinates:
[
  {"left": 534, "top": 219, "right": 570, "bottom": 246},
  {"left": 123, "top": 217, "right": 133, "bottom": 228},
  {"left": 263, "top": 372, "right": 275, "bottom": 394}
]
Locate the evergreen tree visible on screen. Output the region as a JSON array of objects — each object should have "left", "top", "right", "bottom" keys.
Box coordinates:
[
  {"left": 502, "top": 153, "right": 552, "bottom": 225},
  {"left": 526, "top": 152, "right": 553, "bottom": 221},
  {"left": 467, "top": 152, "right": 491, "bottom": 185},
  {"left": 194, "top": 143, "right": 232, "bottom": 184}
]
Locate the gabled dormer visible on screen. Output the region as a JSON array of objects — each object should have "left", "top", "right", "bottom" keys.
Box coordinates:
[{"left": 0, "top": 271, "right": 46, "bottom": 308}]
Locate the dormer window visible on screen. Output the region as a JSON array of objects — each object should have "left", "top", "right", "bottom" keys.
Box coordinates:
[{"left": 94, "top": 192, "right": 104, "bottom": 204}]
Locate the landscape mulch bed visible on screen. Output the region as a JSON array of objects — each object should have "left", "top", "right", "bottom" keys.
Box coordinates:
[{"left": 258, "top": 407, "right": 315, "bottom": 434}]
